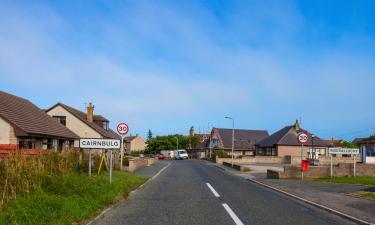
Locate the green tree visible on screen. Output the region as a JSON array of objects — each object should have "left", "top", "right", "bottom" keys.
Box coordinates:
[{"left": 147, "top": 129, "right": 153, "bottom": 140}]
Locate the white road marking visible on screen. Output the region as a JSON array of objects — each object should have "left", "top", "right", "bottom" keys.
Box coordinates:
[
  {"left": 222, "top": 203, "right": 244, "bottom": 225},
  {"left": 206, "top": 183, "right": 220, "bottom": 197}
]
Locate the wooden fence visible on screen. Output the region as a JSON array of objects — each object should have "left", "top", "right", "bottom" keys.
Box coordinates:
[{"left": 0, "top": 144, "right": 52, "bottom": 158}]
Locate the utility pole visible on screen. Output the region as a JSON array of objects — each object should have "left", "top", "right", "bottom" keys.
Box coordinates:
[{"left": 225, "top": 116, "right": 235, "bottom": 167}]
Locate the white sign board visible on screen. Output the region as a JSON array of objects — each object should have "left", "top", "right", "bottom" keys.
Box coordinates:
[
  {"left": 329, "top": 147, "right": 359, "bottom": 155},
  {"left": 79, "top": 139, "right": 121, "bottom": 149}
]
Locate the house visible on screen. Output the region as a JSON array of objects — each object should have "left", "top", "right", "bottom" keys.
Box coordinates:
[
  {"left": 355, "top": 137, "right": 375, "bottom": 164},
  {"left": 46, "top": 102, "right": 120, "bottom": 147},
  {"left": 256, "top": 120, "right": 330, "bottom": 158},
  {"left": 209, "top": 127, "right": 269, "bottom": 156},
  {"left": 123, "top": 134, "right": 146, "bottom": 153},
  {"left": 0, "top": 91, "right": 78, "bottom": 151},
  {"left": 188, "top": 126, "right": 209, "bottom": 158}
]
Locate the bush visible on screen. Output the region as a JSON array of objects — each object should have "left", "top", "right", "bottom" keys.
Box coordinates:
[
  {"left": 212, "top": 150, "right": 231, "bottom": 158},
  {"left": 122, "top": 156, "right": 132, "bottom": 166}
]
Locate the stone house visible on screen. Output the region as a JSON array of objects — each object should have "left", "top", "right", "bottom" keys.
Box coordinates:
[
  {"left": 209, "top": 127, "right": 269, "bottom": 156},
  {"left": 256, "top": 120, "right": 330, "bottom": 158},
  {"left": 46, "top": 102, "right": 120, "bottom": 147},
  {"left": 123, "top": 135, "right": 146, "bottom": 153},
  {"left": 0, "top": 91, "right": 78, "bottom": 151}
]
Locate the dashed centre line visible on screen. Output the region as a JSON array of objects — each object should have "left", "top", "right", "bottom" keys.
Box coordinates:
[
  {"left": 206, "top": 182, "right": 220, "bottom": 198},
  {"left": 206, "top": 182, "right": 244, "bottom": 225},
  {"left": 222, "top": 203, "right": 245, "bottom": 225}
]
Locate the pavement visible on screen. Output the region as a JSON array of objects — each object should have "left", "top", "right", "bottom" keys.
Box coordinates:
[
  {"left": 90, "top": 160, "right": 358, "bottom": 225},
  {"left": 217, "top": 163, "right": 375, "bottom": 224}
]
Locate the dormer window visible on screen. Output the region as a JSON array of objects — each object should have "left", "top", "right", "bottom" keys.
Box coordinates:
[
  {"left": 103, "top": 121, "right": 109, "bottom": 130},
  {"left": 53, "top": 116, "right": 66, "bottom": 126}
]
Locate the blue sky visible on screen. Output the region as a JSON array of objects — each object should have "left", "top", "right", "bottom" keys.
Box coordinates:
[{"left": 1, "top": 0, "right": 375, "bottom": 140}]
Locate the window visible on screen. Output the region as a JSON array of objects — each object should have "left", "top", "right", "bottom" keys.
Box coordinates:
[
  {"left": 53, "top": 116, "right": 66, "bottom": 126},
  {"left": 103, "top": 122, "right": 109, "bottom": 130}
]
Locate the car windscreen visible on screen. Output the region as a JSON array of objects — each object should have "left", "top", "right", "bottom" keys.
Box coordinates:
[{"left": 178, "top": 150, "right": 187, "bottom": 154}]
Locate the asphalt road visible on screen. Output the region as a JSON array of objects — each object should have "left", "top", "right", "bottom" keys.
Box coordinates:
[{"left": 91, "top": 160, "right": 357, "bottom": 225}]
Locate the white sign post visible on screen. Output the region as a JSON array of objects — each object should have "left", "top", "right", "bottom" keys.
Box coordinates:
[
  {"left": 297, "top": 132, "right": 309, "bottom": 180},
  {"left": 79, "top": 139, "right": 121, "bottom": 182},
  {"left": 116, "top": 122, "right": 129, "bottom": 171},
  {"left": 328, "top": 148, "right": 360, "bottom": 178}
]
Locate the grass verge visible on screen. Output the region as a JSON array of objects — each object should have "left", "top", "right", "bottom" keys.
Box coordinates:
[
  {"left": 358, "top": 192, "right": 375, "bottom": 199},
  {"left": 0, "top": 171, "right": 147, "bottom": 225},
  {"left": 314, "top": 176, "right": 375, "bottom": 186}
]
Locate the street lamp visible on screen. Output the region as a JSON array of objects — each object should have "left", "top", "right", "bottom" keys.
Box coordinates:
[
  {"left": 174, "top": 137, "right": 179, "bottom": 150},
  {"left": 224, "top": 116, "right": 235, "bottom": 167}
]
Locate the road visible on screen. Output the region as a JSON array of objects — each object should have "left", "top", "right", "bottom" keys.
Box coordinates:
[{"left": 91, "top": 160, "right": 357, "bottom": 225}]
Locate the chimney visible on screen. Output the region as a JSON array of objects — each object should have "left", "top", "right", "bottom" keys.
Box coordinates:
[
  {"left": 87, "top": 102, "right": 94, "bottom": 122},
  {"left": 294, "top": 119, "right": 300, "bottom": 131}
]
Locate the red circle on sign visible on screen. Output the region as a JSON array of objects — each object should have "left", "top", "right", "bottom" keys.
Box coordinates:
[
  {"left": 117, "top": 122, "right": 129, "bottom": 135},
  {"left": 297, "top": 132, "right": 309, "bottom": 145}
]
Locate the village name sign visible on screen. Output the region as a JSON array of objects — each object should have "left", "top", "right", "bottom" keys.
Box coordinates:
[{"left": 79, "top": 139, "right": 120, "bottom": 149}]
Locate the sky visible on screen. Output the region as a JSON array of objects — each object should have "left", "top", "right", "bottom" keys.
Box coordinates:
[{"left": 1, "top": 0, "right": 375, "bottom": 140}]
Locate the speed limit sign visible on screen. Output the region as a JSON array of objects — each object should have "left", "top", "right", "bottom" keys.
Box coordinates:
[
  {"left": 117, "top": 122, "right": 129, "bottom": 136},
  {"left": 297, "top": 132, "right": 309, "bottom": 145}
]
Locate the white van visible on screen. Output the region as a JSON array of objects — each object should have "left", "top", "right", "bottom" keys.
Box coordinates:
[{"left": 173, "top": 149, "right": 188, "bottom": 160}]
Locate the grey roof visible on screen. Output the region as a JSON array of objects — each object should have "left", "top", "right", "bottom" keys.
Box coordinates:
[
  {"left": 47, "top": 103, "right": 120, "bottom": 139},
  {"left": 0, "top": 91, "right": 79, "bottom": 139},
  {"left": 215, "top": 128, "right": 269, "bottom": 150},
  {"left": 256, "top": 125, "right": 330, "bottom": 147}
]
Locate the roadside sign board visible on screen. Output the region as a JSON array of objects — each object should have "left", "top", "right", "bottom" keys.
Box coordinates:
[
  {"left": 297, "top": 132, "right": 309, "bottom": 145},
  {"left": 117, "top": 122, "right": 129, "bottom": 135},
  {"left": 79, "top": 139, "right": 121, "bottom": 149},
  {"left": 329, "top": 147, "right": 359, "bottom": 155}
]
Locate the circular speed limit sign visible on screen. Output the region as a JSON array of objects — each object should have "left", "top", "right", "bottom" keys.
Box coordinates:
[
  {"left": 297, "top": 132, "right": 309, "bottom": 145},
  {"left": 117, "top": 122, "right": 129, "bottom": 136}
]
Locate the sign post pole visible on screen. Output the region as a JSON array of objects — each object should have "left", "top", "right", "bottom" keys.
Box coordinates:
[
  {"left": 301, "top": 144, "right": 304, "bottom": 180},
  {"left": 89, "top": 149, "right": 92, "bottom": 176},
  {"left": 110, "top": 149, "right": 113, "bottom": 184},
  {"left": 330, "top": 154, "right": 333, "bottom": 178},
  {"left": 116, "top": 122, "right": 129, "bottom": 171},
  {"left": 353, "top": 154, "right": 356, "bottom": 177},
  {"left": 297, "top": 132, "right": 309, "bottom": 181},
  {"left": 120, "top": 136, "right": 124, "bottom": 171}
]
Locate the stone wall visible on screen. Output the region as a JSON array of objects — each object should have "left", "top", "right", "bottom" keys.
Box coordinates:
[
  {"left": 267, "top": 163, "right": 375, "bottom": 179},
  {"left": 216, "top": 156, "right": 285, "bottom": 165},
  {"left": 124, "top": 157, "right": 158, "bottom": 172},
  {"left": 222, "top": 162, "right": 250, "bottom": 172}
]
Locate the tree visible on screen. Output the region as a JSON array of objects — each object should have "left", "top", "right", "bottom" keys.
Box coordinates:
[{"left": 147, "top": 129, "right": 153, "bottom": 140}]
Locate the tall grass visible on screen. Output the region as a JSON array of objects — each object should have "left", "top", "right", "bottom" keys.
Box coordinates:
[{"left": 0, "top": 150, "right": 80, "bottom": 208}]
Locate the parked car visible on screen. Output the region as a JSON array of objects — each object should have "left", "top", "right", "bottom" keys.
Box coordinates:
[{"left": 158, "top": 154, "right": 165, "bottom": 160}]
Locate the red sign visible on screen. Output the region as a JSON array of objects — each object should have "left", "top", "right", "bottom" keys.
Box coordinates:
[
  {"left": 116, "top": 122, "right": 129, "bottom": 135},
  {"left": 297, "top": 132, "right": 309, "bottom": 145}
]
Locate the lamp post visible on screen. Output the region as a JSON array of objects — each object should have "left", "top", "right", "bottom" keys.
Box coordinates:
[
  {"left": 311, "top": 134, "right": 315, "bottom": 159},
  {"left": 224, "top": 116, "right": 234, "bottom": 167},
  {"left": 174, "top": 137, "right": 179, "bottom": 150}
]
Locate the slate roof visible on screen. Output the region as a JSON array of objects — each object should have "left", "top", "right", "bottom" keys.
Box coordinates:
[
  {"left": 124, "top": 136, "right": 138, "bottom": 142},
  {"left": 0, "top": 91, "right": 79, "bottom": 139},
  {"left": 256, "top": 125, "right": 330, "bottom": 147},
  {"left": 214, "top": 128, "right": 269, "bottom": 150},
  {"left": 47, "top": 103, "right": 120, "bottom": 139}
]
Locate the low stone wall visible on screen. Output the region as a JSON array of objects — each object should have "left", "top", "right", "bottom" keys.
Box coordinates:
[
  {"left": 216, "top": 156, "right": 284, "bottom": 165},
  {"left": 125, "top": 157, "right": 158, "bottom": 172},
  {"left": 267, "top": 163, "right": 375, "bottom": 179},
  {"left": 222, "top": 162, "right": 251, "bottom": 172}
]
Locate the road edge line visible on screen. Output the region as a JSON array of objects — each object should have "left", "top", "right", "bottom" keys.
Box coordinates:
[
  {"left": 247, "top": 178, "right": 372, "bottom": 225},
  {"left": 86, "top": 162, "right": 171, "bottom": 225}
]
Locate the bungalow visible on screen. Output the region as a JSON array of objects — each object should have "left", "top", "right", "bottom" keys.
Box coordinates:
[
  {"left": 355, "top": 138, "right": 375, "bottom": 164},
  {"left": 0, "top": 91, "right": 78, "bottom": 150},
  {"left": 46, "top": 102, "right": 120, "bottom": 147},
  {"left": 123, "top": 134, "right": 146, "bottom": 153},
  {"left": 256, "top": 120, "right": 330, "bottom": 158},
  {"left": 209, "top": 127, "right": 269, "bottom": 156}
]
